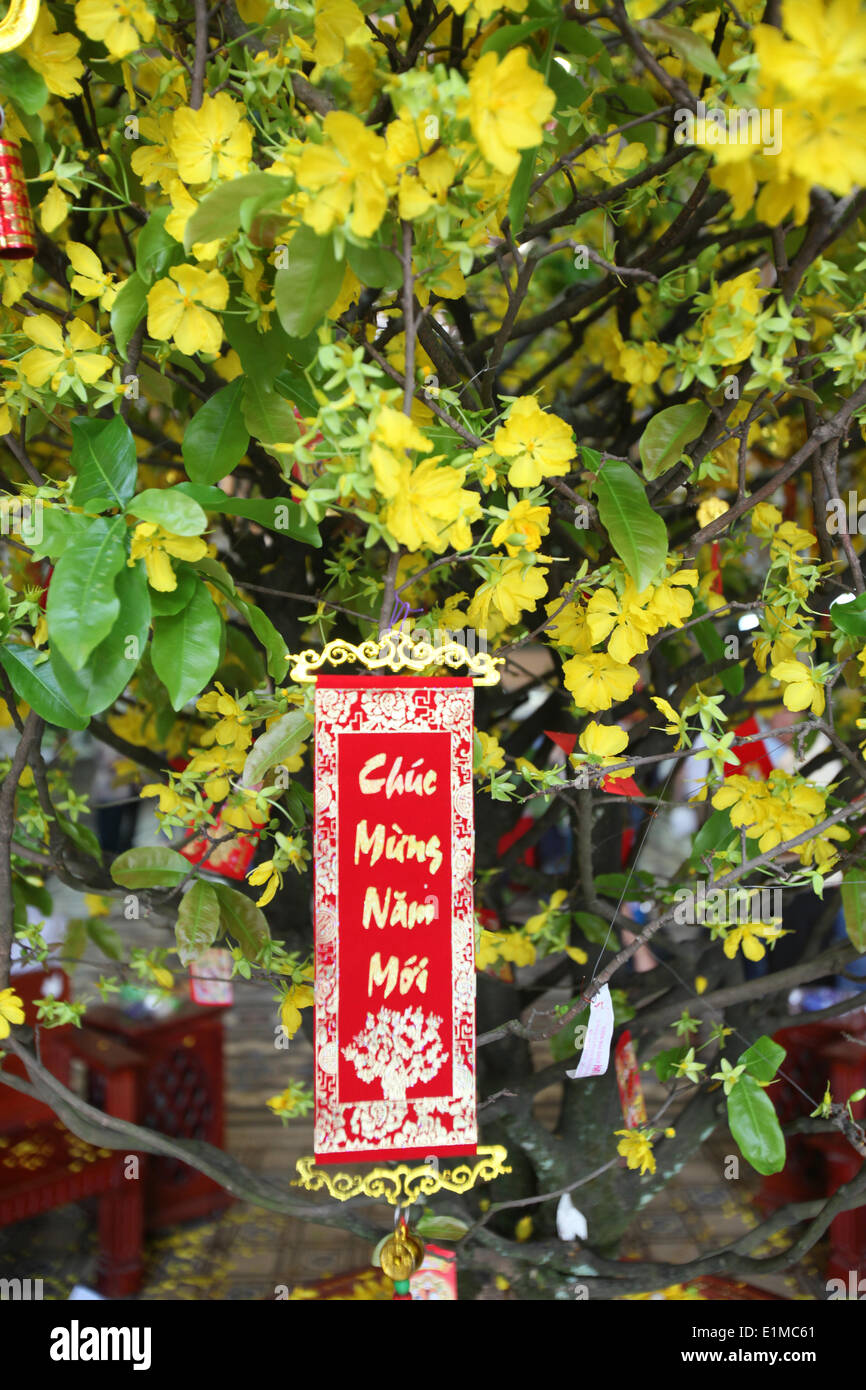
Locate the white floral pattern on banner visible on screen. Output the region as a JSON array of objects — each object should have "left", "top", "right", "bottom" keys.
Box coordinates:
[{"left": 313, "top": 680, "right": 476, "bottom": 1158}]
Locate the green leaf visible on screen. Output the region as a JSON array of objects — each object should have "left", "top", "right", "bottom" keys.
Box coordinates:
[
  {"left": 242, "top": 710, "right": 309, "bottom": 786},
  {"left": 414, "top": 1214, "right": 470, "bottom": 1241},
  {"left": 28, "top": 509, "right": 93, "bottom": 561},
  {"left": 129, "top": 487, "right": 208, "bottom": 536},
  {"left": 274, "top": 365, "right": 320, "bottom": 419},
  {"left": 573, "top": 910, "right": 612, "bottom": 945},
  {"left": 49, "top": 559, "right": 150, "bottom": 715},
  {"left": 136, "top": 207, "right": 184, "bottom": 286},
  {"left": 481, "top": 17, "right": 551, "bottom": 54},
  {"left": 46, "top": 516, "right": 127, "bottom": 670},
  {"left": 508, "top": 146, "right": 537, "bottom": 237},
  {"left": 148, "top": 563, "right": 197, "bottom": 617},
  {"left": 214, "top": 883, "right": 270, "bottom": 961},
  {"left": 69, "top": 415, "right": 138, "bottom": 512},
  {"left": 693, "top": 617, "right": 744, "bottom": 695},
  {"left": 151, "top": 581, "right": 221, "bottom": 709},
  {"left": 830, "top": 593, "right": 866, "bottom": 639},
  {"left": 593, "top": 460, "right": 668, "bottom": 591},
  {"left": 184, "top": 174, "right": 293, "bottom": 252},
  {"left": 110, "top": 271, "right": 148, "bottom": 358},
  {"left": 737, "top": 1036, "right": 786, "bottom": 1084},
  {"left": 841, "top": 866, "right": 866, "bottom": 953},
  {"left": 234, "top": 597, "right": 289, "bottom": 680},
  {"left": 176, "top": 879, "right": 221, "bottom": 966},
  {"left": 242, "top": 374, "right": 300, "bottom": 448},
  {"left": 111, "top": 845, "right": 191, "bottom": 890},
  {"left": 639, "top": 402, "right": 709, "bottom": 481},
  {"left": 727, "top": 1072, "right": 786, "bottom": 1175},
  {"left": 0, "top": 644, "right": 88, "bottom": 730},
  {"left": 56, "top": 812, "right": 102, "bottom": 862},
  {"left": 181, "top": 379, "right": 250, "bottom": 484},
  {"left": 175, "top": 483, "right": 321, "bottom": 546},
  {"left": 64, "top": 918, "right": 88, "bottom": 967},
  {"left": 87, "top": 918, "right": 124, "bottom": 962},
  {"left": 0, "top": 53, "right": 48, "bottom": 114},
  {"left": 345, "top": 240, "right": 402, "bottom": 290},
  {"left": 274, "top": 227, "right": 343, "bottom": 338},
  {"left": 559, "top": 20, "right": 612, "bottom": 74},
  {"left": 638, "top": 18, "right": 726, "bottom": 79},
  {"left": 653, "top": 1045, "right": 688, "bottom": 1081},
  {"left": 688, "top": 807, "right": 736, "bottom": 864}
]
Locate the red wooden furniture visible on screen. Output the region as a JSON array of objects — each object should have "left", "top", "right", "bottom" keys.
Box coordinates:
[
  {"left": 758, "top": 1011, "right": 866, "bottom": 1282},
  {"left": 84, "top": 1001, "right": 233, "bottom": 1229},
  {"left": 0, "top": 972, "right": 146, "bottom": 1297}
]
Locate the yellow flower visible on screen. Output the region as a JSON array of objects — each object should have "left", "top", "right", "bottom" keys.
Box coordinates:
[
  {"left": 147, "top": 265, "right": 229, "bottom": 357},
  {"left": 66, "top": 242, "right": 120, "bottom": 311},
  {"left": 0, "top": 988, "right": 25, "bottom": 1040},
  {"left": 770, "top": 659, "right": 825, "bottom": 717},
  {"left": 185, "top": 744, "right": 246, "bottom": 801},
  {"left": 577, "top": 720, "right": 629, "bottom": 770},
  {"left": 643, "top": 569, "right": 698, "bottom": 629},
  {"left": 696, "top": 496, "right": 729, "bottom": 529},
  {"left": 515, "top": 1215, "right": 533, "bottom": 1242},
  {"left": 751, "top": 502, "right": 783, "bottom": 538},
  {"left": 312, "top": 0, "right": 367, "bottom": 69},
  {"left": 141, "top": 782, "right": 196, "bottom": 819},
  {"left": 39, "top": 181, "right": 70, "bottom": 234},
  {"left": 129, "top": 523, "right": 208, "bottom": 591},
  {"left": 131, "top": 114, "right": 178, "bottom": 192},
  {"left": 491, "top": 499, "right": 550, "bottom": 555},
  {"left": 371, "top": 408, "right": 481, "bottom": 553},
  {"left": 248, "top": 860, "right": 282, "bottom": 907},
  {"left": 544, "top": 594, "right": 594, "bottom": 652},
  {"left": 467, "top": 48, "right": 555, "bottom": 175},
  {"left": 770, "top": 520, "right": 815, "bottom": 555},
  {"left": 296, "top": 111, "right": 394, "bottom": 239},
  {"left": 476, "top": 928, "right": 503, "bottom": 971},
  {"left": 280, "top": 977, "right": 315, "bottom": 1038},
  {"left": 524, "top": 889, "right": 568, "bottom": 936},
  {"left": 586, "top": 580, "right": 655, "bottom": 664},
  {"left": 75, "top": 0, "right": 156, "bottom": 58},
  {"left": 615, "top": 1128, "right": 656, "bottom": 1175},
  {"left": 723, "top": 922, "right": 784, "bottom": 962},
  {"left": 498, "top": 932, "right": 536, "bottom": 967},
  {"left": 385, "top": 108, "right": 457, "bottom": 220},
  {"left": 20, "top": 315, "right": 111, "bottom": 392},
  {"left": 562, "top": 652, "right": 639, "bottom": 712},
  {"left": 197, "top": 683, "right": 252, "bottom": 750},
  {"left": 21, "top": 8, "right": 84, "bottom": 97},
  {"left": 651, "top": 696, "right": 689, "bottom": 749},
  {"left": 221, "top": 790, "right": 269, "bottom": 832},
  {"left": 466, "top": 557, "right": 548, "bottom": 631},
  {"left": 492, "top": 396, "right": 575, "bottom": 489},
  {"left": 171, "top": 93, "right": 253, "bottom": 185},
  {"left": 695, "top": 976, "right": 708, "bottom": 995},
  {"left": 474, "top": 730, "right": 506, "bottom": 775}
]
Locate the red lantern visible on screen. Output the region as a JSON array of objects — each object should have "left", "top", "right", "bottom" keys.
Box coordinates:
[{"left": 0, "top": 137, "right": 36, "bottom": 260}]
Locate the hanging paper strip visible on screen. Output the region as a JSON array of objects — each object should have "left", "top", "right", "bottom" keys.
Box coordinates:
[{"left": 313, "top": 676, "right": 477, "bottom": 1163}]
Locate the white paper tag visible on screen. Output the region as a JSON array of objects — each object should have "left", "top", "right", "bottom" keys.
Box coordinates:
[
  {"left": 556, "top": 1192, "right": 588, "bottom": 1242},
  {"left": 565, "top": 984, "right": 613, "bottom": 1079}
]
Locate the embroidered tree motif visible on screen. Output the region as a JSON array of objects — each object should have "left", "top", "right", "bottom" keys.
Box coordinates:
[{"left": 343, "top": 1006, "right": 448, "bottom": 1099}]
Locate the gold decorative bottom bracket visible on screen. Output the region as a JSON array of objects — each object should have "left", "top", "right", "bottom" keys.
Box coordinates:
[{"left": 292, "top": 1145, "right": 511, "bottom": 1205}]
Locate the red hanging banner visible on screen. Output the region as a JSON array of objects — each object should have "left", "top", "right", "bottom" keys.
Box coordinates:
[{"left": 313, "top": 676, "right": 477, "bottom": 1164}]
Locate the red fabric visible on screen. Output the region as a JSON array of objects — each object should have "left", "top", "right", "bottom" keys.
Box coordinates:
[
  {"left": 314, "top": 677, "right": 477, "bottom": 1162},
  {"left": 724, "top": 715, "right": 773, "bottom": 780},
  {"left": 497, "top": 813, "right": 537, "bottom": 867}
]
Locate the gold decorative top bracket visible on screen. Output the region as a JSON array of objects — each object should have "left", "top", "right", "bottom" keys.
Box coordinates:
[
  {"left": 286, "top": 629, "right": 503, "bottom": 687},
  {"left": 293, "top": 1145, "right": 511, "bottom": 1207}
]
